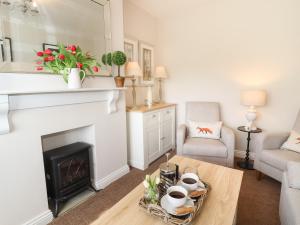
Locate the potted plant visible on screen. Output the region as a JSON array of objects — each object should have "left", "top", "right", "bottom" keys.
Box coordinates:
[
  {"left": 112, "top": 51, "right": 127, "bottom": 87},
  {"left": 35, "top": 44, "right": 101, "bottom": 89}
]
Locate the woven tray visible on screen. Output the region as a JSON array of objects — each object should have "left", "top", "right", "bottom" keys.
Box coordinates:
[{"left": 138, "top": 181, "right": 210, "bottom": 225}]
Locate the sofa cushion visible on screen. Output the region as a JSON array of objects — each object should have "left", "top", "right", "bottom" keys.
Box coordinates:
[
  {"left": 183, "top": 137, "right": 227, "bottom": 157},
  {"left": 281, "top": 130, "right": 300, "bottom": 154},
  {"left": 287, "top": 161, "right": 300, "bottom": 189},
  {"left": 260, "top": 149, "right": 300, "bottom": 171}
]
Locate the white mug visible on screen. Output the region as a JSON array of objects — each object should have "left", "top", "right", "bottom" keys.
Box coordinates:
[
  {"left": 180, "top": 173, "right": 200, "bottom": 191},
  {"left": 167, "top": 186, "right": 187, "bottom": 207}
]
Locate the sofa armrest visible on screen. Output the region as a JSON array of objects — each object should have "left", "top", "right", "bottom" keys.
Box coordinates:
[
  {"left": 220, "top": 126, "right": 235, "bottom": 167},
  {"left": 287, "top": 161, "right": 300, "bottom": 189},
  {"left": 263, "top": 132, "right": 289, "bottom": 150},
  {"left": 177, "top": 124, "right": 187, "bottom": 155},
  {"left": 254, "top": 132, "right": 289, "bottom": 171}
]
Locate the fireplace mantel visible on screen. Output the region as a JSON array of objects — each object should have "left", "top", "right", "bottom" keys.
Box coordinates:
[{"left": 0, "top": 88, "right": 125, "bottom": 134}]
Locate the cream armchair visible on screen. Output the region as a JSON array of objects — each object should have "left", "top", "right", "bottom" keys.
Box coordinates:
[
  {"left": 177, "top": 102, "right": 235, "bottom": 167},
  {"left": 254, "top": 110, "right": 300, "bottom": 182}
]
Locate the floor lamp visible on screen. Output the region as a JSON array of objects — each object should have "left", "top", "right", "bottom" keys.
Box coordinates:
[{"left": 126, "top": 62, "right": 142, "bottom": 109}]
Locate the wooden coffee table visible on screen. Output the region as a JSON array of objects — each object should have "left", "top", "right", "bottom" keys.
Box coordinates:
[{"left": 92, "top": 156, "right": 243, "bottom": 225}]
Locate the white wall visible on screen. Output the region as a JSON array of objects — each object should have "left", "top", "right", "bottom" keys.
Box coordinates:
[
  {"left": 123, "top": 0, "right": 159, "bottom": 106},
  {"left": 154, "top": 0, "right": 300, "bottom": 152}
]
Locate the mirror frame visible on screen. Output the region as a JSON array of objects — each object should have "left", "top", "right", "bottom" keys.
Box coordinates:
[{"left": 0, "top": 0, "right": 112, "bottom": 77}]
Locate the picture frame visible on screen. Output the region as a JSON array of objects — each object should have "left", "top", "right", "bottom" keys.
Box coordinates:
[
  {"left": 124, "top": 37, "right": 138, "bottom": 63},
  {"left": 0, "top": 37, "right": 13, "bottom": 62},
  {"left": 42, "top": 43, "right": 59, "bottom": 52},
  {"left": 0, "top": 39, "right": 4, "bottom": 62},
  {"left": 4, "top": 37, "right": 13, "bottom": 62},
  {"left": 139, "top": 42, "right": 154, "bottom": 84}
]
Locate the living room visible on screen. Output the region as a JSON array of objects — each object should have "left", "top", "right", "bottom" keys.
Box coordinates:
[{"left": 0, "top": 0, "right": 299, "bottom": 225}]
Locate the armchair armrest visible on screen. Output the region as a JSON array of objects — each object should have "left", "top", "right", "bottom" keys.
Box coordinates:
[
  {"left": 220, "top": 126, "right": 235, "bottom": 167},
  {"left": 254, "top": 132, "right": 289, "bottom": 171},
  {"left": 177, "top": 124, "right": 187, "bottom": 155},
  {"left": 263, "top": 132, "right": 289, "bottom": 150}
]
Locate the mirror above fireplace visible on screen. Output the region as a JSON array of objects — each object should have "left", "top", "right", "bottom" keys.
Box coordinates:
[{"left": 0, "top": 0, "right": 112, "bottom": 76}]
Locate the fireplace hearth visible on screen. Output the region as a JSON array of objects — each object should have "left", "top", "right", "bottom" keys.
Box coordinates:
[{"left": 43, "top": 142, "right": 94, "bottom": 217}]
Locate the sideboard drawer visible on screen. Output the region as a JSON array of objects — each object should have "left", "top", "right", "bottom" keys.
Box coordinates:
[
  {"left": 161, "top": 107, "right": 175, "bottom": 121},
  {"left": 144, "top": 112, "right": 159, "bottom": 127}
]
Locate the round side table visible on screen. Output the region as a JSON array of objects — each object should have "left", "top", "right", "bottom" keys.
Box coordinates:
[{"left": 237, "top": 126, "right": 262, "bottom": 170}]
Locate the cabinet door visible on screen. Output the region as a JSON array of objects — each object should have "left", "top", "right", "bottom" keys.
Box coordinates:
[
  {"left": 161, "top": 119, "right": 173, "bottom": 153},
  {"left": 145, "top": 125, "right": 160, "bottom": 163}
]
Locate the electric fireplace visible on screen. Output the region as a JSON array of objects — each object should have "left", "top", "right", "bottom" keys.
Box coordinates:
[{"left": 43, "top": 142, "right": 93, "bottom": 217}]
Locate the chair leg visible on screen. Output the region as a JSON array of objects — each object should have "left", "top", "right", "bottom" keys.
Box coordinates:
[{"left": 256, "top": 171, "right": 263, "bottom": 181}]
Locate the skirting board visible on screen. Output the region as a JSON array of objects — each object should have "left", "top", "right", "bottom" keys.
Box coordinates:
[
  {"left": 234, "top": 149, "right": 256, "bottom": 160},
  {"left": 95, "top": 165, "right": 130, "bottom": 190},
  {"left": 129, "top": 160, "right": 147, "bottom": 170},
  {"left": 22, "top": 210, "right": 53, "bottom": 225}
]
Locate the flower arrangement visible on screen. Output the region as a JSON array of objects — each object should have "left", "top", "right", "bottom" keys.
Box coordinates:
[
  {"left": 35, "top": 44, "right": 101, "bottom": 83},
  {"left": 143, "top": 175, "right": 160, "bottom": 204}
]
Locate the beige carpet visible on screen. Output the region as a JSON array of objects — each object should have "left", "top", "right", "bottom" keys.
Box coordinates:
[{"left": 50, "top": 153, "right": 281, "bottom": 225}]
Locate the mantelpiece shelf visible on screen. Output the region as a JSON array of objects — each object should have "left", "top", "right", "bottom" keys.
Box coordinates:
[
  {"left": 0, "top": 88, "right": 126, "bottom": 134},
  {"left": 0, "top": 87, "right": 126, "bottom": 95}
]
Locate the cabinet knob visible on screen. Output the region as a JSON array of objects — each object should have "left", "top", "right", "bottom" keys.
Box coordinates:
[
  {"left": 152, "top": 114, "right": 156, "bottom": 118},
  {"left": 166, "top": 111, "right": 170, "bottom": 114}
]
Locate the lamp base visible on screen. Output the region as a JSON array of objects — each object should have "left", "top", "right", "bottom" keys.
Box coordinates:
[{"left": 245, "top": 106, "right": 257, "bottom": 131}]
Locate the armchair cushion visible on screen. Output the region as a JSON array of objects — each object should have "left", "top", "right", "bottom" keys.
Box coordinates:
[
  {"left": 187, "top": 120, "right": 222, "bottom": 139},
  {"left": 281, "top": 130, "right": 300, "bottom": 154},
  {"left": 260, "top": 149, "right": 300, "bottom": 171},
  {"left": 263, "top": 132, "right": 289, "bottom": 149},
  {"left": 183, "top": 137, "right": 227, "bottom": 157},
  {"left": 287, "top": 161, "right": 300, "bottom": 189}
]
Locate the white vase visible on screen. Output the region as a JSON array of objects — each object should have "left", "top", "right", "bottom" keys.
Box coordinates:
[{"left": 67, "top": 68, "right": 86, "bottom": 89}]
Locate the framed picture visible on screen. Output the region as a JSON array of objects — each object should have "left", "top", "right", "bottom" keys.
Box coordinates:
[
  {"left": 0, "top": 37, "right": 13, "bottom": 62},
  {"left": 0, "top": 39, "right": 4, "bottom": 62},
  {"left": 42, "top": 43, "right": 59, "bottom": 52},
  {"left": 139, "top": 42, "right": 154, "bottom": 84},
  {"left": 124, "top": 38, "right": 138, "bottom": 62},
  {"left": 4, "top": 37, "right": 13, "bottom": 62}
]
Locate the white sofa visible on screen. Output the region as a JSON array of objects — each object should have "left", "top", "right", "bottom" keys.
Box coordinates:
[
  {"left": 254, "top": 110, "right": 300, "bottom": 182},
  {"left": 279, "top": 163, "right": 300, "bottom": 225},
  {"left": 177, "top": 102, "right": 235, "bottom": 167}
]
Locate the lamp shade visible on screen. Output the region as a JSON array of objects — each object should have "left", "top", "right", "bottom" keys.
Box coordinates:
[
  {"left": 125, "top": 62, "right": 142, "bottom": 77},
  {"left": 155, "top": 66, "right": 168, "bottom": 78},
  {"left": 241, "top": 90, "right": 267, "bottom": 106}
]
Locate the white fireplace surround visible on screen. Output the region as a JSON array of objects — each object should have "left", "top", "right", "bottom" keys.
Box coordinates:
[
  {"left": 0, "top": 87, "right": 130, "bottom": 225},
  {"left": 0, "top": 88, "right": 123, "bottom": 134}
]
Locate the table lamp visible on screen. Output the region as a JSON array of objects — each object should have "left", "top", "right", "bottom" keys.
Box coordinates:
[
  {"left": 154, "top": 66, "right": 168, "bottom": 103},
  {"left": 126, "top": 62, "right": 142, "bottom": 108},
  {"left": 241, "top": 90, "right": 267, "bottom": 131}
]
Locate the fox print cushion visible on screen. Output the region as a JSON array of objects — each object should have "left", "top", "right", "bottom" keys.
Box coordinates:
[
  {"left": 281, "top": 130, "right": 300, "bottom": 154},
  {"left": 188, "top": 120, "right": 223, "bottom": 139}
]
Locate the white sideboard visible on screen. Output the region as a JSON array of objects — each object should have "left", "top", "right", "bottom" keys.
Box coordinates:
[{"left": 127, "top": 103, "right": 176, "bottom": 170}]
